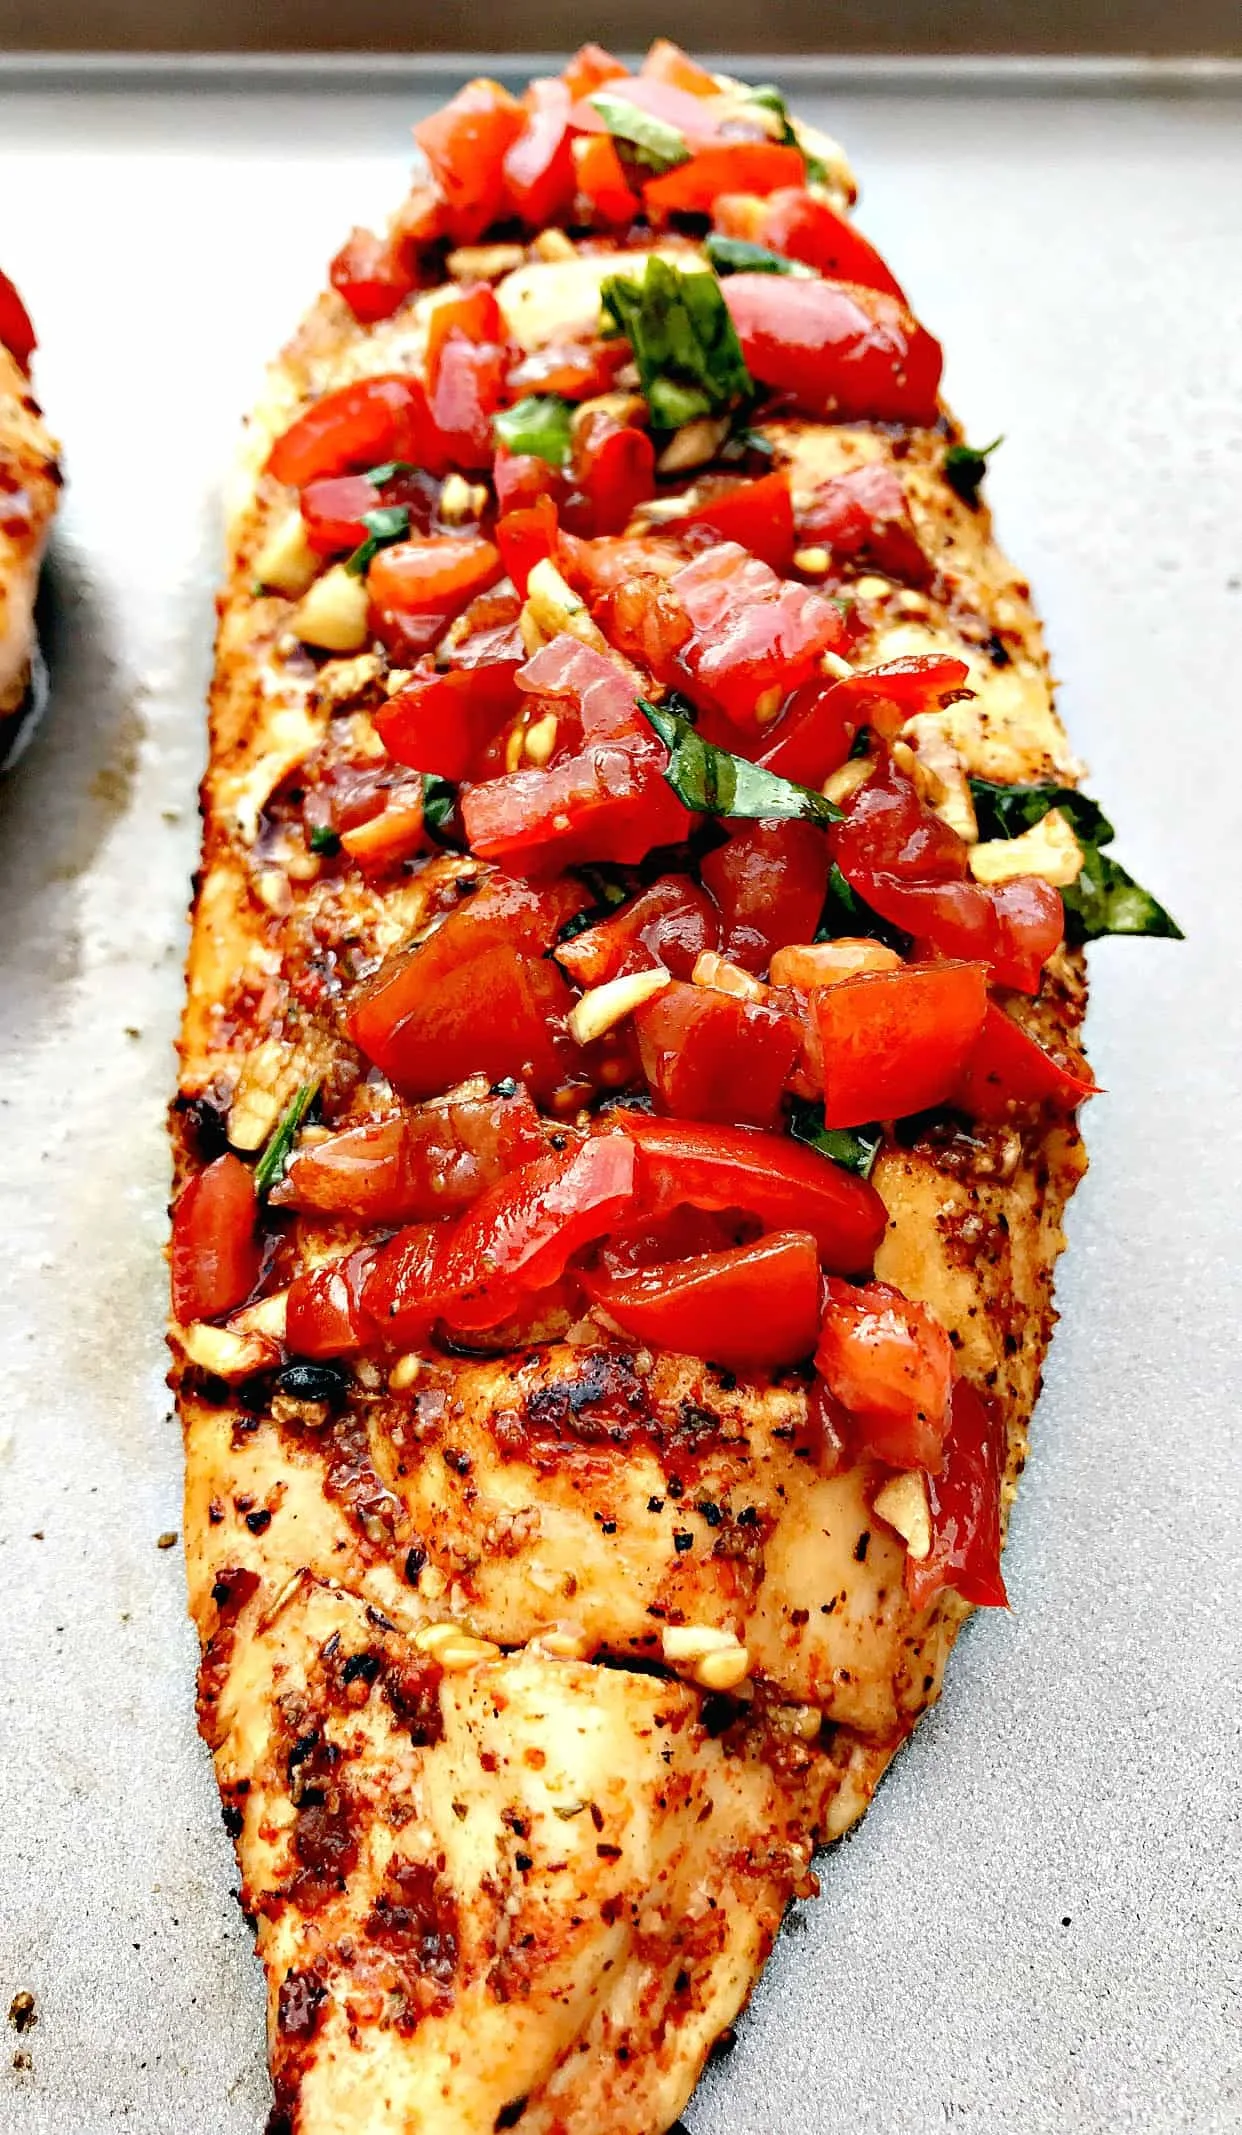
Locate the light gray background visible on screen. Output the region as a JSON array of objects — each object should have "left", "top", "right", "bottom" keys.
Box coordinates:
[{"left": 0, "top": 65, "right": 1238, "bottom": 2135}]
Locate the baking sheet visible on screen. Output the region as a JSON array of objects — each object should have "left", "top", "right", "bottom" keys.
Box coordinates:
[{"left": 0, "top": 61, "right": 1239, "bottom": 2135}]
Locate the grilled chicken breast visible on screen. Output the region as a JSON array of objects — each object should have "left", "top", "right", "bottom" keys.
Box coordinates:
[
  {"left": 172, "top": 44, "right": 1112, "bottom": 2135},
  {"left": 0, "top": 277, "right": 59, "bottom": 763}
]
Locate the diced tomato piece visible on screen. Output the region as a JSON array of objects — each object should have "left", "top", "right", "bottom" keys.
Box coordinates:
[
  {"left": 329, "top": 227, "right": 418, "bottom": 324},
  {"left": 954, "top": 1001, "right": 1098, "bottom": 1122},
  {"left": 300, "top": 472, "right": 382, "bottom": 557},
  {"left": 984, "top": 877, "right": 1067, "bottom": 993},
  {"left": 0, "top": 269, "right": 35, "bottom": 371},
  {"left": 722, "top": 274, "right": 943, "bottom": 427},
  {"left": 428, "top": 335, "right": 508, "bottom": 471},
  {"left": 639, "top": 37, "right": 721, "bottom": 96},
  {"left": 559, "top": 530, "right": 686, "bottom": 599},
  {"left": 338, "top": 787, "right": 429, "bottom": 875},
  {"left": 700, "top": 819, "right": 831, "bottom": 974},
  {"left": 376, "top": 662, "right": 519, "bottom": 781},
  {"left": 664, "top": 471, "right": 795, "bottom": 574},
  {"left": 562, "top": 42, "right": 629, "bottom": 100},
  {"left": 633, "top": 980, "right": 799, "bottom": 1131},
  {"left": 444, "top": 1135, "right": 638, "bottom": 1332},
  {"left": 830, "top": 654, "right": 971, "bottom": 735},
  {"left": 506, "top": 339, "right": 624, "bottom": 401},
  {"left": 569, "top": 75, "right": 732, "bottom": 152},
  {"left": 905, "top": 1378, "right": 1008, "bottom": 1610},
  {"left": 368, "top": 537, "right": 502, "bottom": 622},
  {"left": 573, "top": 132, "right": 641, "bottom": 224},
  {"left": 815, "top": 1277, "right": 954, "bottom": 1471},
  {"left": 363, "top": 1222, "right": 460, "bottom": 1350},
  {"left": 798, "top": 464, "right": 929, "bottom": 587},
  {"left": 349, "top": 875, "right": 585, "bottom": 1101},
  {"left": 275, "top": 1087, "right": 545, "bottom": 1224},
  {"left": 414, "top": 79, "right": 526, "bottom": 243},
  {"left": 574, "top": 411, "right": 656, "bottom": 537},
  {"left": 266, "top": 376, "right": 422, "bottom": 488},
  {"left": 285, "top": 1247, "right": 377, "bottom": 1359},
  {"left": 504, "top": 77, "right": 576, "bottom": 226},
  {"left": 496, "top": 494, "right": 559, "bottom": 596},
  {"left": 749, "top": 188, "right": 906, "bottom": 301},
  {"left": 833, "top": 748, "right": 971, "bottom": 885},
  {"left": 170, "top": 1154, "right": 261, "bottom": 1324},
  {"left": 757, "top": 675, "right": 857, "bottom": 787},
  {"left": 594, "top": 575, "right": 693, "bottom": 681},
  {"left": 644, "top": 143, "right": 806, "bottom": 219},
  {"left": 556, "top": 876, "right": 720, "bottom": 986},
  {"left": 612, "top": 1114, "right": 886, "bottom": 1273},
  {"left": 673, "top": 542, "right": 851, "bottom": 728},
  {"left": 813, "top": 960, "right": 989, "bottom": 1127},
  {"left": 586, "top": 1229, "right": 822, "bottom": 1370},
  {"left": 426, "top": 284, "right": 503, "bottom": 378},
  {"left": 494, "top": 448, "right": 563, "bottom": 516}
]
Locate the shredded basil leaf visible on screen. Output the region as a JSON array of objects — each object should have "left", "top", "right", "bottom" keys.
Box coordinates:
[
  {"left": 363, "top": 459, "right": 418, "bottom": 486},
  {"left": 421, "top": 775, "right": 456, "bottom": 836},
  {"left": 640, "top": 696, "right": 840, "bottom": 826},
  {"left": 601, "top": 257, "right": 753, "bottom": 432},
  {"left": 254, "top": 1082, "right": 319, "bottom": 1199},
  {"left": 493, "top": 394, "right": 574, "bottom": 468},
  {"left": 586, "top": 91, "right": 690, "bottom": 173},
  {"left": 944, "top": 436, "right": 1002, "bottom": 507},
  {"left": 968, "top": 777, "right": 1182, "bottom": 942},
  {"left": 705, "top": 233, "right": 797, "bottom": 277},
  {"left": 741, "top": 82, "right": 828, "bottom": 183},
  {"left": 308, "top": 824, "right": 341, "bottom": 855},
  {"left": 345, "top": 504, "right": 411, "bottom": 576},
  {"left": 789, "top": 1099, "right": 882, "bottom": 1180}
]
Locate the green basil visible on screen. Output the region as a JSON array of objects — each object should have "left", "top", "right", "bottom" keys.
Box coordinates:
[
  {"left": 493, "top": 394, "right": 574, "bottom": 468},
  {"left": 705, "top": 233, "right": 797, "bottom": 277},
  {"left": 944, "top": 436, "right": 1002, "bottom": 507},
  {"left": 253, "top": 1082, "right": 319, "bottom": 1199},
  {"left": 363, "top": 459, "right": 418, "bottom": 486},
  {"left": 641, "top": 696, "right": 840, "bottom": 826},
  {"left": 586, "top": 92, "right": 690, "bottom": 173},
  {"left": 422, "top": 775, "right": 456, "bottom": 836},
  {"left": 789, "top": 1099, "right": 882, "bottom": 1179},
  {"left": 601, "top": 257, "right": 752, "bottom": 432},
  {"left": 741, "top": 83, "right": 828, "bottom": 183},
  {"left": 345, "top": 504, "right": 411, "bottom": 576},
  {"left": 968, "top": 778, "right": 1182, "bottom": 942},
  {"left": 308, "top": 824, "right": 341, "bottom": 855}
]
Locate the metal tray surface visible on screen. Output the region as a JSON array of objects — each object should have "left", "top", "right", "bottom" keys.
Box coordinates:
[{"left": 0, "top": 61, "right": 1238, "bottom": 2135}]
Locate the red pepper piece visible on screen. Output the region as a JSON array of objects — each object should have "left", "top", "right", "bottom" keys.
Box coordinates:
[
  {"left": 586, "top": 1229, "right": 823, "bottom": 1371},
  {"left": 722, "top": 273, "right": 943, "bottom": 427},
  {"left": 170, "top": 1154, "right": 261, "bottom": 1324},
  {"left": 815, "top": 1276, "right": 954, "bottom": 1471},
  {"left": 906, "top": 1378, "right": 1009, "bottom": 1610}
]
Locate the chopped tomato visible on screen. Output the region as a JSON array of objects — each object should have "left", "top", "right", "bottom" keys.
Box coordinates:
[
  {"left": 556, "top": 876, "right": 720, "bottom": 986},
  {"left": 612, "top": 1114, "right": 886, "bottom": 1273},
  {"left": 815, "top": 1277, "right": 954, "bottom": 1471},
  {"left": 663, "top": 471, "right": 795, "bottom": 574},
  {"left": 462, "top": 635, "right": 693, "bottom": 869},
  {"left": 812, "top": 960, "right": 989, "bottom": 1127},
  {"left": 329, "top": 227, "right": 417, "bottom": 324},
  {"left": 504, "top": 77, "right": 576, "bottom": 226},
  {"left": 983, "top": 877, "right": 1069, "bottom": 994},
  {"left": 368, "top": 538, "right": 502, "bottom": 622},
  {"left": 266, "top": 376, "right": 421, "bottom": 488},
  {"left": 771, "top": 938, "right": 903, "bottom": 987},
  {"left": 426, "top": 284, "right": 503, "bottom": 376},
  {"left": 757, "top": 674, "right": 857, "bottom": 787},
  {"left": 444, "top": 1135, "right": 637, "bottom": 1332},
  {"left": 673, "top": 542, "right": 851, "bottom": 728},
  {"left": 586, "top": 1229, "right": 822, "bottom": 1370},
  {"left": 170, "top": 1154, "right": 261, "bottom": 1324},
  {"left": 338, "top": 787, "right": 429, "bottom": 875},
  {"left": 633, "top": 979, "right": 800, "bottom": 1131},
  {"left": 829, "top": 654, "right": 971, "bottom": 737},
  {"left": 494, "top": 447, "right": 563, "bottom": 516},
  {"left": 274, "top": 1087, "right": 545, "bottom": 1224},
  {"left": 954, "top": 1002, "right": 1099, "bottom": 1121},
  {"left": 573, "top": 132, "right": 641, "bottom": 224},
  {"left": 905, "top": 1378, "right": 1009, "bottom": 1610},
  {"left": 569, "top": 76, "right": 732, "bottom": 153},
  {"left": 731, "top": 188, "right": 906, "bottom": 301},
  {"left": 414, "top": 78, "right": 526, "bottom": 242},
  {"left": 700, "top": 819, "right": 831, "bottom": 974},
  {"left": 300, "top": 472, "right": 382, "bottom": 556},
  {"left": 559, "top": 530, "right": 686, "bottom": 599},
  {"left": 574, "top": 410, "right": 656, "bottom": 536},
  {"left": 427, "top": 296, "right": 508, "bottom": 470},
  {"left": 496, "top": 494, "right": 559, "bottom": 597},
  {"left": 363, "top": 1222, "right": 459, "bottom": 1350},
  {"left": 561, "top": 43, "right": 629, "bottom": 100},
  {"left": 644, "top": 143, "right": 806, "bottom": 220},
  {"left": 285, "top": 1248, "right": 377, "bottom": 1359},
  {"left": 722, "top": 274, "right": 943, "bottom": 427},
  {"left": 0, "top": 269, "right": 35, "bottom": 371},
  {"left": 507, "top": 339, "right": 624, "bottom": 401},
  {"left": 798, "top": 464, "right": 929, "bottom": 587},
  {"left": 594, "top": 575, "right": 693, "bottom": 681},
  {"left": 376, "top": 661, "right": 518, "bottom": 781},
  {"left": 640, "top": 37, "right": 721, "bottom": 95},
  {"left": 349, "top": 875, "right": 585, "bottom": 1101}
]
